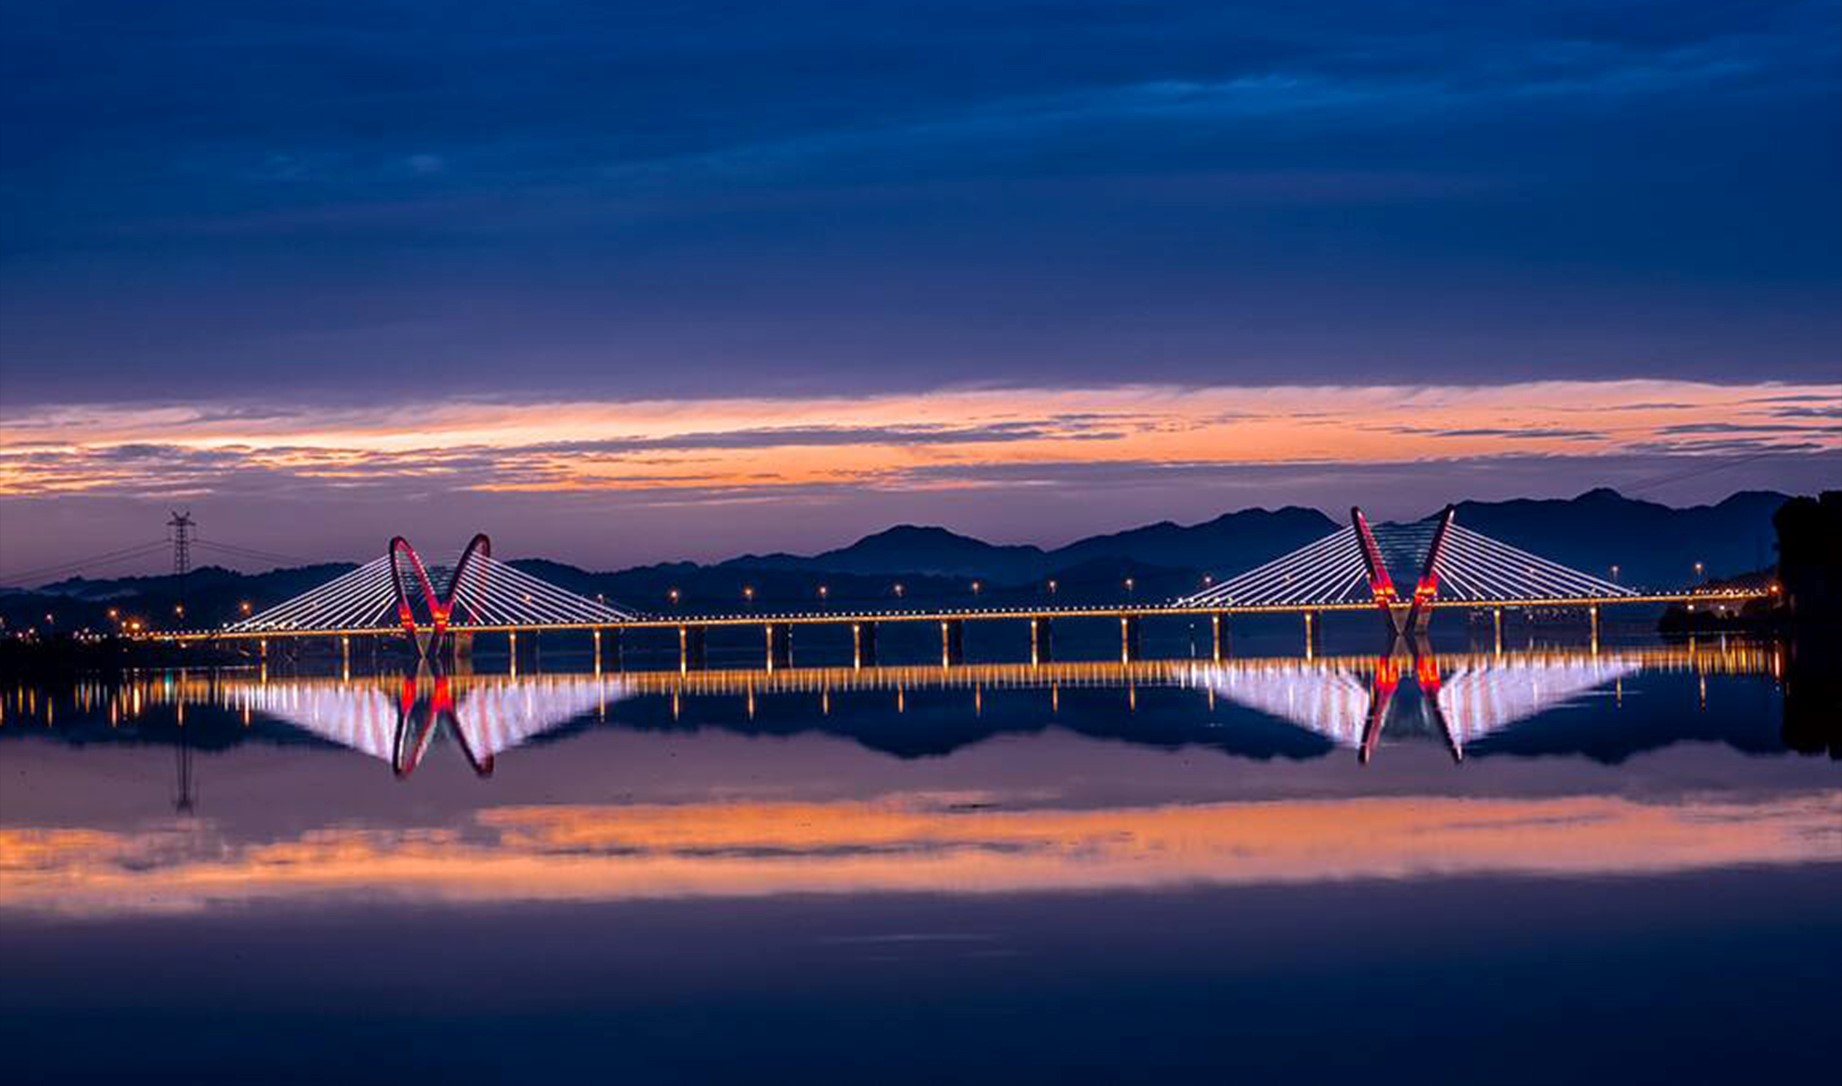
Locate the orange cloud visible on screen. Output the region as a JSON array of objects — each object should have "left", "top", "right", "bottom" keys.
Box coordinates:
[{"left": 1, "top": 380, "right": 1837, "bottom": 499}]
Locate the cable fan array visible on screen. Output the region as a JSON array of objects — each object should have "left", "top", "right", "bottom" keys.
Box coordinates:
[
  {"left": 445, "top": 554, "right": 638, "bottom": 626},
  {"left": 1178, "top": 518, "right": 1639, "bottom": 609},
  {"left": 227, "top": 556, "right": 400, "bottom": 632},
  {"left": 1429, "top": 523, "right": 1635, "bottom": 602},
  {"left": 226, "top": 551, "right": 636, "bottom": 634},
  {"left": 1178, "top": 526, "right": 1373, "bottom": 608}
]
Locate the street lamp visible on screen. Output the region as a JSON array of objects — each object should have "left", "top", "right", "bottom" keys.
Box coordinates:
[
  {"left": 1693, "top": 561, "right": 1704, "bottom": 582},
  {"left": 1046, "top": 579, "right": 1058, "bottom": 596},
  {"left": 892, "top": 582, "right": 905, "bottom": 599},
  {"left": 668, "top": 587, "right": 681, "bottom": 605},
  {"left": 1610, "top": 564, "right": 1621, "bottom": 583},
  {"left": 817, "top": 584, "right": 830, "bottom": 602},
  {"left": 1123, "top": 576, "right": 1135, "bottom": 594}
]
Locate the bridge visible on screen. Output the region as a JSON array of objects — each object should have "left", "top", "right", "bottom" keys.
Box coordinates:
[{"left": 165, "top": 506, "right": 1770, "bottom": 665}]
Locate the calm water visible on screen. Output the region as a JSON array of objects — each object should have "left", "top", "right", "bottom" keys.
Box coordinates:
[{"left": 2, "top": 627, "right": 1837, "bottom": 1083}]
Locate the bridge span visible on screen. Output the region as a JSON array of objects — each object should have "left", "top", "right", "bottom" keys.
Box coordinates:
[{"left": 154, "top": 505, "right": 1772, "bottom": 664}]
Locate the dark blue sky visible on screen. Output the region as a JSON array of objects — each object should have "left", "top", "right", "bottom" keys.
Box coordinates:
[
  {"left": 4, "top": 0, "right": 1838, "bottom": 405},
  {"left": 1, "top": 2, "right": 1839, "bottom": 573}
]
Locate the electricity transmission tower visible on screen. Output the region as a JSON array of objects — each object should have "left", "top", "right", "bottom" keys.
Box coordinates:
[{"left": 168, "top": 510, "right": 196, "bottom": 576}]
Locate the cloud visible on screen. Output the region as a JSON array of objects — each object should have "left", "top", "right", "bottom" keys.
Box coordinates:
[
  {"left": 2, "top": 0, "right": 1837, "bottom": 408},
  {"left": 1389, "top": 426, "right": 1608, "bottom": 440},
  {"left": 3, "top": 381, "right": 1836, "bottom": 528},
  {"left": 1657, "top": 421, "right": 1842, "bottom": 435}
]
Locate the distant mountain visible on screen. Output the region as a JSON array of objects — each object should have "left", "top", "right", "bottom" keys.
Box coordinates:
[
  {"left": 687, "top": 491, "right": 1783, "bottom": 602},
  {"left": 725, "top": 507, "right": 1338, "bottom": 587},
  {"left": 729, "top": 525, "right": 1047, "bottom": 583},
  {"left": 0, "top": 563, "right": 358, "bottom": 636},
  {"left": 1, "top": 490, "right": 1792, "bottom": 629},
  {"left": 1048, "top": 507, "right": 1338, "bottom": 579},
  {"left": 1448, "top": 488, "right": 1785, "bottom": 589}
]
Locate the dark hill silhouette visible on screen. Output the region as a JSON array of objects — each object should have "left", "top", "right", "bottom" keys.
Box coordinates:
[
  {"left": 1447, "top": 488, "right": 1784, "bottom": 589},
  {"left": 3, "top": 489, "right": 1792, "bottom": 625},
  {"left": 726, "top": 506, "right": 1337, "bottom": 586},
  {"left": 730, "top": 524, "right": 1047, "bottom": 582},
  {"left": 1049, "top": 507, "right": 1337, "bottom": 578}
]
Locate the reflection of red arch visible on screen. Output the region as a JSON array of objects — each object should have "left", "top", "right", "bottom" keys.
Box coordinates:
[
  {"left": 390, "top": 675, "right": 494, "bottom": 779},
  {"left": 392, "top": 674, "right": 437, "bottom": 778},
  {"left": 1359, "top": 655, "right": 1401, "bottom": 764},
  {"left": 388, "top": 533, "right": 492, "bottom": 640}
]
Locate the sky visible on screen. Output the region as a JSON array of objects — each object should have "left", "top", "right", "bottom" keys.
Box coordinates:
[{"left": 2, "top": 1, "right": 1839, "bottom": 576}]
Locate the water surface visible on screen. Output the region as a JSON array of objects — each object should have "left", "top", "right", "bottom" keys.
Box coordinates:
[{"left": 2, "top": 633, "right": 1836, "bottom": 1083}]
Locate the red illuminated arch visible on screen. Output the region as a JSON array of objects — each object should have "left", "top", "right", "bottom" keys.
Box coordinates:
[{"left": 388, "top": 533, "right": 493, "bottom": 640}]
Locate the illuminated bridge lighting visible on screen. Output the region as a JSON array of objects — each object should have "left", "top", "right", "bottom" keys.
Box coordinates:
[
  {"left": 224, "top": 533, "right": 635, "bottom": 640},
  {"left": 1434, "top": 653, "right": 1644, "bottom": 755},
  {"left": 1187, "top": 659, "right": 1374, "bottom": 745},
  {"left": 1186, "top": 651, "right": 1648, "bottom": 758},
  {"left": 223, "top": 674, "right": 631, "bottom": 774},
  {"left": 1176, "top": 511, "right": 1637, "bottom": 610},
  {"left": 142, "top": 509, "right": 1771, "bottom": 648}
]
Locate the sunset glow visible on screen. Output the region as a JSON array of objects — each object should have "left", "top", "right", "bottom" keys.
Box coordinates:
[{"left": 5, "top": 380, "right": 1836, "bottom": 500}]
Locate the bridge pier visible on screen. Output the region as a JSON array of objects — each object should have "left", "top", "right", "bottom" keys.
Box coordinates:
[
  {"left": 592, "top": 627, "right": 621, "bottom": 673},
  {"left": 1303, "top": 611, "right": 1320, "bottom": 659},
  {"left": 1119, "top": 614, "right": 1142, "bottom": 663},
  {"left": 678, "top": 625, "right": 708, "bottom": 672},
  {"left": 940, "top": 619, "right": 965, "bottom": 667},
  {"left": 852, "top": 622, "right": 878, "bottom": 668},
  {"left": 765, "top": 623, "right": 793, "bottom": 670},
  {"left": 1210, "top": 612, "right": 1228, "bottom": 661},
  {"left": 1029, "top": 616, "right": 1054, "bottom": 666}
]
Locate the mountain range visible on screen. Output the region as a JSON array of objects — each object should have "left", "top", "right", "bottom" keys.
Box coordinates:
[
  {"left": 726, "top": 506, "right": 1336, "bottom": 584},
  {"left": 2, "top": 489, "right": 1794, "bottom": 632},
  {"left": 718, "top": 489, "right": 1783, "bottom": 588}
]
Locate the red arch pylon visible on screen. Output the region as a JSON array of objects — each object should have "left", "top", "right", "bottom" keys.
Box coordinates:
[{"left": 388, "top": 533, "right": 492, "bottom": 641}]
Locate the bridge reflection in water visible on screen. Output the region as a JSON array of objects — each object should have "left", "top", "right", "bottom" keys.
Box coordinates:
[
  {"left": 106, "top": 641, "right": 1772, "bottom": 775},
  {"left": 224, "top": 672, "right": 632, "bottom": 777}
]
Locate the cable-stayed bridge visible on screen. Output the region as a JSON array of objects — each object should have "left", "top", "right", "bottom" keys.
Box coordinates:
[{"left": 166, "top": 507, "right": 1769, "bottom": 662}]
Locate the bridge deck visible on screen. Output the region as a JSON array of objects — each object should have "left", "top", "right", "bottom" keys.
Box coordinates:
[{"left": 159, "top": 589, "right": 1767, "bottom": 641}]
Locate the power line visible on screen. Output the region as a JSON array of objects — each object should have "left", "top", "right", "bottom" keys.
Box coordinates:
[
  {"left": 0, "top": 540, "right": 171, "bottom": 587},
  {"left": 193, "top": 539, "right": 305, "bottom": 566},
  {"left": 1623, "top": 450, "right": 1789, "bottom": 496}
]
